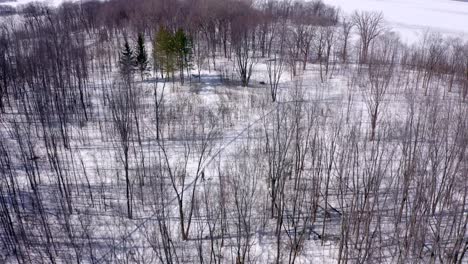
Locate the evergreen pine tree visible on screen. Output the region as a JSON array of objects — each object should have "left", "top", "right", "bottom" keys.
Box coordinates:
[
  {"left": 120, "top": 39, "right": 136, "bottom": 84},
  {"left": 174, "top": 29, "right": 193, "bottom": 84},
  {"left": 153, "top": 27, "right": 192, "bottom": 82},
  {"left": 154, "top": 27, "right": 176, "bottom": 79},
  {"left": 135, "top": 33, "right": 149, "bottom": 80}
]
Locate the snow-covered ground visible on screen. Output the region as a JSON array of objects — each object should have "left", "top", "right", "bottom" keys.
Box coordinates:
[
  {"left": 321, "top": 0, "right": 468, "bottom": 43},
  {"left": 0, "top": 0, "right": 66, "bottom": 7}
]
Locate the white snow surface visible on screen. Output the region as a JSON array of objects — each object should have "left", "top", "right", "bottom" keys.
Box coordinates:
[
  {"left": 1, "top": 0, "right": 65, "bottom": 7},
  {"left": 321, "top": 0, "right": 468, "bottom": 43},
  {"left": 0, "top": 0, "right": 91, "bottom": 7}
]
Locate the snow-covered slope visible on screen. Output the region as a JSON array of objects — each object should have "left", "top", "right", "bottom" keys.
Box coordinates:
[{"left": 321, "top": 0, "right": 468, "bottom": 43}]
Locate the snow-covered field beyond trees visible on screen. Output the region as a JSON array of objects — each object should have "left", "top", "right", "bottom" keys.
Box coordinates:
[
  {"left": 321, "top": 0, "right": 468, "bottom": 42},
  {"left": 0, "top": 0, "right": 68, "bottom": 7}
]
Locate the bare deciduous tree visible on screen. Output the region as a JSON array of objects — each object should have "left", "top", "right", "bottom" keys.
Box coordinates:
[
  {"left": 267, "top": 53, "right": 285, "bottom": 102},
  {"left": 361, "top": 33, "right": 398, "bottom": 141},
  {"left": 352, "top": 11, "right": 384, "bottom": 64}
]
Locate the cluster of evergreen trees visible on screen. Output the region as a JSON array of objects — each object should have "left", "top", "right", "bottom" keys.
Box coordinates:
[
  {"left": 119, "top": 33, "right": 150, "bottom": 81},
  {"left": 120, "top": 28, "right": 192, "bottom": 84},
  {"left": 153, "top": 27, "right": 193, "bottom": 83}
]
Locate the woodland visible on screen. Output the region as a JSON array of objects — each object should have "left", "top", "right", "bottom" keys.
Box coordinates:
[{"left": 0, "top": 0, "right": 467, "bottom": 263}]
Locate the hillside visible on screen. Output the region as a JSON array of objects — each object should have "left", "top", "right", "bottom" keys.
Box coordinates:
[{"left": 0, "top": 0, "right": 467, "bottom": 263}]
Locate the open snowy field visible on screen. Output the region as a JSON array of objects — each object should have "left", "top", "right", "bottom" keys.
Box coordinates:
[
  {"left": 0, "top": 0, "right": 68, "bottom": 7},
  {"left": 321, "top": 0, "right": 468, "bottom": 42}
]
